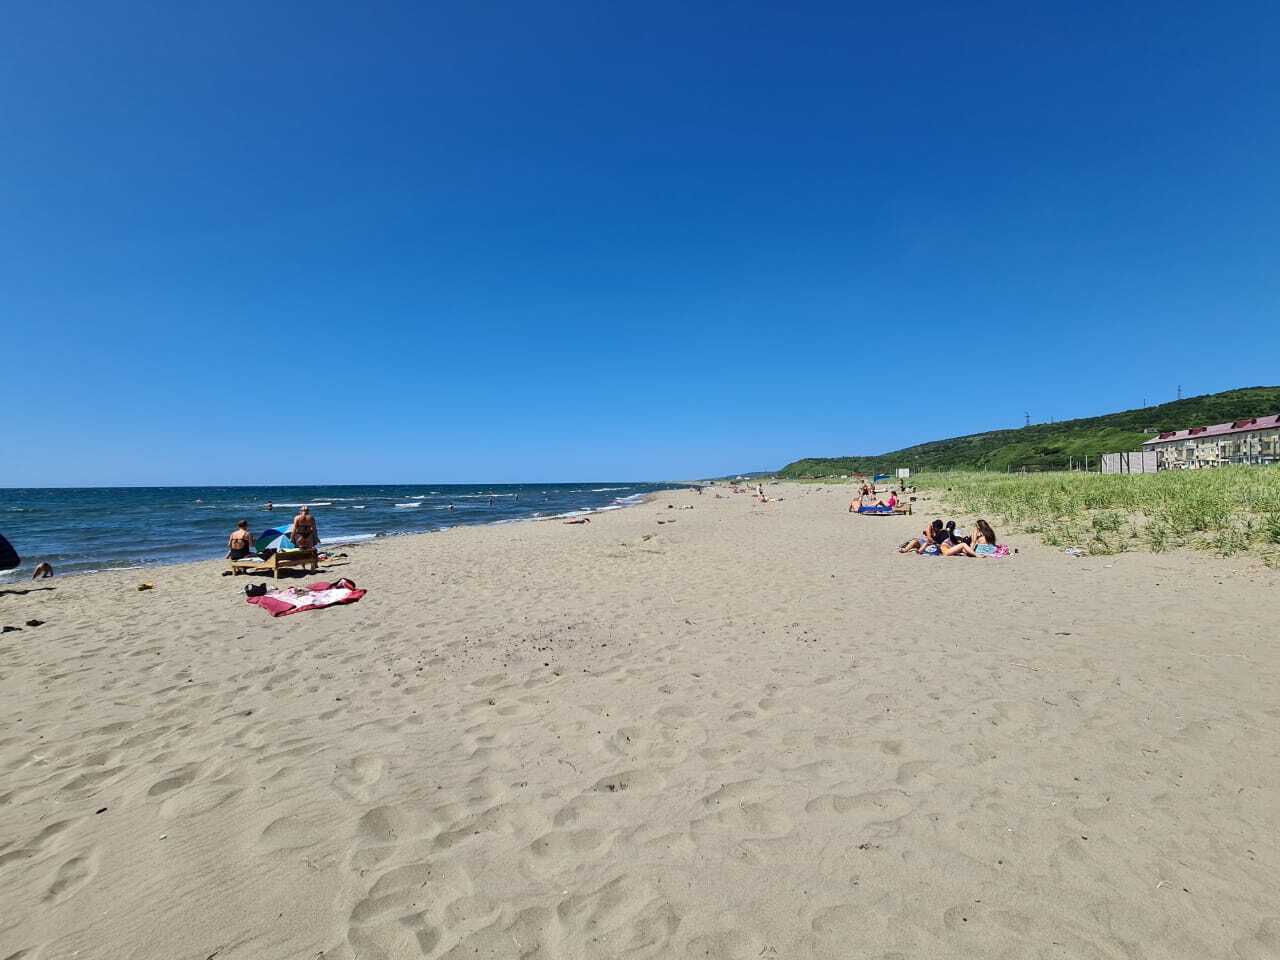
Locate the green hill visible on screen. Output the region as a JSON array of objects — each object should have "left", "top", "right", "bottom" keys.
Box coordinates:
[{"left": 778, "top": 386, "right": 1280, "bottom": 477}]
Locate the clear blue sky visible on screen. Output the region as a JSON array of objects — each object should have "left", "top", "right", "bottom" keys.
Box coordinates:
[{"left": 3, "top": 1, "right": 1277, "bottom": 485}]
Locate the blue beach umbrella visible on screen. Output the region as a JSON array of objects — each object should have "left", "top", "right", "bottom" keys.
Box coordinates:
[{"left": 254, "top": 526, "right": 297, "bottom": 554}]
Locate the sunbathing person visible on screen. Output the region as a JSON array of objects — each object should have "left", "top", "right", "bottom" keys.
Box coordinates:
[
  {"left": 972, "top": 519, "right": 999, "bottom": 556},
  {"left": 227, "top": 520, "right": 255, "bottom": 560},
  {"left": 291, "top": 507, "right": 318, "bottom": 550},
  {"left": 899, "top": 519, "right": 944, "bottom": 553},
  {"left": 942, "top": 519, "right": 999, "bottom": 556}
]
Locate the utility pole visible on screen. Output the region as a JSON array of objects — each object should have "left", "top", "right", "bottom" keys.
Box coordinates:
[{"left": 1024, "top": 411, "right": 1030, "bottom": 428}]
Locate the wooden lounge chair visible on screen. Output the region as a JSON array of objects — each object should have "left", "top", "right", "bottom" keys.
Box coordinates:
[{"left": 228, "top": 549, "right": 321, "bottom": 579}]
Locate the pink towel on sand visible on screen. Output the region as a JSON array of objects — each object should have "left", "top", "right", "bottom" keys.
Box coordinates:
[{"left": 247, "top": 578, "right": 367, "bottom": 617}]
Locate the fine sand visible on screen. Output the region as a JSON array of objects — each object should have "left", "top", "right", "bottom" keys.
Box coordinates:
[{"left": 1, "top": 484, "right": 1277, "bottom": 960}]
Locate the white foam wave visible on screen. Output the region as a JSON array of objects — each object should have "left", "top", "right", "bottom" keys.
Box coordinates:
[
  {"left": 394, "top": 502, "right": 421, "bottom": 509},
  {"left": 321, "top": 533, "right": 378, "bottom": 545}
]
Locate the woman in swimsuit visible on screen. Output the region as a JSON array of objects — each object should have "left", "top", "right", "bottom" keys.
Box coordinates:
[
  {"left": 227, "top": 520, "right": 255, "bottom": 560},
  {"left": 942, "top": 519, "right": 998, "bottom": 557},
  {"left": 291, "top": 507, "right": 318, "bottom": 550},
  {"left": 900, "top": 519, "right": 944, "bottom": 553}
]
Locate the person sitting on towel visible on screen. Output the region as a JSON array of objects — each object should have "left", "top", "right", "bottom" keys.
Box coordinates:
[
  {"left": 943, "top": 519, "right": 998, "bottom": 557},
  {"left": 227, "top": 520, "right": 255, "bottom": 560},
  {"left": 900, "top": 519, "right": 944, "bottom": 553}
]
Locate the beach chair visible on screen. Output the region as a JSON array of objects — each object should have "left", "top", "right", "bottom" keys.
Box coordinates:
[{"left": 228, "top": 549, "right": 321, "bottom": 579}]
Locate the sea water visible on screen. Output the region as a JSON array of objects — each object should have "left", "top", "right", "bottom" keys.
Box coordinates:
[{"left": 0, "top": 483, "right": 683, "bottom": 577}]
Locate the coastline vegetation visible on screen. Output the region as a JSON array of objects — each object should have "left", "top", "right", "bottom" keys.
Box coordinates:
[
  {"left": 778, "top": 385, "right": 1280, "bottom": 476},
  {"left": 914, "top": 467, "right": 1280, "bottom": 563}
]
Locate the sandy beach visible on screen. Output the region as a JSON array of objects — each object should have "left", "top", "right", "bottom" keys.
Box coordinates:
[{"left": 1, "top": 483, "right": 1277, "bottom": 960}]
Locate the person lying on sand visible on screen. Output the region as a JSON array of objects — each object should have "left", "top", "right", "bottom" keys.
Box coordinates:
[
  {"left": 564, "top": 517, "right": 591, "bottom": 524},
  {"left": 227, "top": 520, "right": 255, "bottom": 560},
  {"left": 852, "top": 492, "right": 899, "bottom": 512}
]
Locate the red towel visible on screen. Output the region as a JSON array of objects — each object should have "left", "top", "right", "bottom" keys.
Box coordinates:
[{"left": 247, "top": 577, "right": 367, "bottom": 617}]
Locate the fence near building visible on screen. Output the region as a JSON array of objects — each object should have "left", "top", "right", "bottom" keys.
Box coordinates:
[{"left": 1101, "top": 451, "right": 1158, "bottom": 475}]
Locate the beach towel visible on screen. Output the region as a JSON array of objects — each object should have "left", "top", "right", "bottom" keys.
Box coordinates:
[
  {"left": 856, "top": 505, "right": 895, "bottom": 515},
  {"left": 246, "top": 577, "right": 366, "bottom": 617}
]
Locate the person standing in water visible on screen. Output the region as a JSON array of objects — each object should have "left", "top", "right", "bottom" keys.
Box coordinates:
[{"left": 291, "top": 506, "right": 318, "bottom": 550}]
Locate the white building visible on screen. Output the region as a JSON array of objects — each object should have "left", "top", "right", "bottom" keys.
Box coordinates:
[{"left": 1141, "top": 414, "right": 1280, "bottom": 469}]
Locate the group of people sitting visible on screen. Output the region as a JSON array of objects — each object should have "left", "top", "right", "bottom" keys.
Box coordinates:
[
  {"left": 900, "top": 518, "right": 1003, "bottom": 557},
  {"left": 226, "top": 506, "right": 319, "bottom": 560},
  {"left": 849, "top": 483, "right": 909, "bottom": 514}
]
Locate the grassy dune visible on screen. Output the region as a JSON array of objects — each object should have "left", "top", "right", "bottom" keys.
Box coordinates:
[
  {"left": 778, "top": 385, "right": 1280, "bottom": 476},
  {"left": 915, "top": 467, "right": 1280, "bottom": 562}
]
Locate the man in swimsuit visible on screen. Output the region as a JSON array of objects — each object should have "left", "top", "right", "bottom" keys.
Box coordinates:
[
  {"left": 227, "top": 520, "right": 255, "bottom": 560},
  {"left": 291, "top": 507, "right": 318, "bottom": 550}
]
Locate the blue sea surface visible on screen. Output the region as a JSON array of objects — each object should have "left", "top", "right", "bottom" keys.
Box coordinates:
[{"left": 0, "top": 483, "right": 683, "bottom": 578}]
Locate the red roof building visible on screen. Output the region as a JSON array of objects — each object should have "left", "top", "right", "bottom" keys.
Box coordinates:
[{"left": 1142, "top": 414, "right": 1280, "bottom": 468}]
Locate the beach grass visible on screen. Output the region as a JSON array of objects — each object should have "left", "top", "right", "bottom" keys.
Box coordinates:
[{"left": 915, "top": 467, "right": 1280, "bottom": 560}]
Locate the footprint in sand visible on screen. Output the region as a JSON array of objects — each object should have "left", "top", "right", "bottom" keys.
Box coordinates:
[
  {"left": 147, "top": 763, "right": 201, "bottom": 797},
  {"left": 258, "top": 815, "right": 326, "bottom": 853},
  {"left": 0, "top": 819, "right": 77, "bottom": 869},
  {"left": 43, "top": 848, "right": 98, "bottom": 903},
  {"left": 528, "top": 827, "right": 612, "bottom": 861},
  {"left": 332, "top": 754, "right": 386, "bottom": 802},
  {"left": 346, "top": 861, "right": 473, "bottom": 959},
  {"left": 804, "top": 789, "right": 913, "bottom": 823}
]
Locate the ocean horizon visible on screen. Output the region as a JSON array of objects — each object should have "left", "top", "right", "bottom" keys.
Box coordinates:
[{"left": 0, "top": 482, "right": 686, "bottom": 578}]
